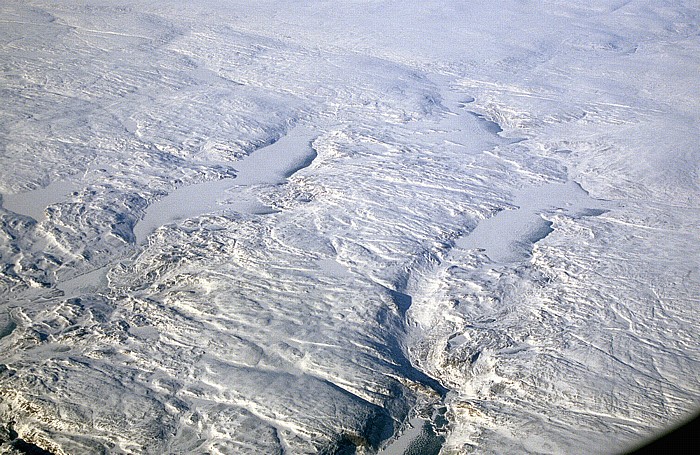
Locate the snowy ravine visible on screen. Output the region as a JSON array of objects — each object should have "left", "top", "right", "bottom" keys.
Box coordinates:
[{"left": 1, "top": 1, "right": 699, "bottom": 454}]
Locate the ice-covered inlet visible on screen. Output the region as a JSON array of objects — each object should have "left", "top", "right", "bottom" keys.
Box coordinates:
[{"left": 1, "top": 1, "right": 699, "bottom": 454}]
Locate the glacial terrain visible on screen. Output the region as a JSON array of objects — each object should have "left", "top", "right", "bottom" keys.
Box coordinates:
[{"left": 1, "top": 1, "right": 698, "bottom": 454}]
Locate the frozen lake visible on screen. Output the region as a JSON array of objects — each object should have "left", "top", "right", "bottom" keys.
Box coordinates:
[
  {"left": 133, "top": 126, "right": 318, "bottom": 243},
  {"left": 457, "top": 180, "right": 613, "bottom": 263},
  {"left": 1, "top": 180, "right": 79, "bottom": 222}
]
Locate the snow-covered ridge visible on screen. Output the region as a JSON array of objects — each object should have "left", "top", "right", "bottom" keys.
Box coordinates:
[{"left": 1, "top": 1, "right": 699, "bottom": 454}]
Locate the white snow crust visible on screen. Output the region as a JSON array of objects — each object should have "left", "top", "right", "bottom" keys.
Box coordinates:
[{"left": 1, "top": 1, "right": 698, "bottom": 454}]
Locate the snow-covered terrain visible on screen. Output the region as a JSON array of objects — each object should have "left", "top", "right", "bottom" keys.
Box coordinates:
[{"left": 1, "top": 1, "right": 698, "bottom": 453}]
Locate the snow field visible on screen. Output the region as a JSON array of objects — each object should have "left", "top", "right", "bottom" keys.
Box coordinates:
[{"left": 0, "top": 1, "right": 698, "bottom": 454}]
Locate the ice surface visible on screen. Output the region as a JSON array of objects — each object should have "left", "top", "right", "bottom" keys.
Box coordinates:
[
  {"left": 55, "top": 265, "right": 110, "bottom": 299},
  {"left": 133, "top": 126, "right": 318, "bottom": 243},
  {"left": 2, "top": 180, "right": 80, "bottom": 222},
  {"left": 1, "top": 1, "right": 698, "bottom": 454},
  {"left": 456, "top": 180, "right": 615, "bottom": 264},
  {"left": 379, "top": 417, "right": 443, "bottom": 455}
]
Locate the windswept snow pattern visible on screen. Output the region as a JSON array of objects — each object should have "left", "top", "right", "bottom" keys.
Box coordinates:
[{"left": 1, "top": 1, "right": 699, "bottom": 454}]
